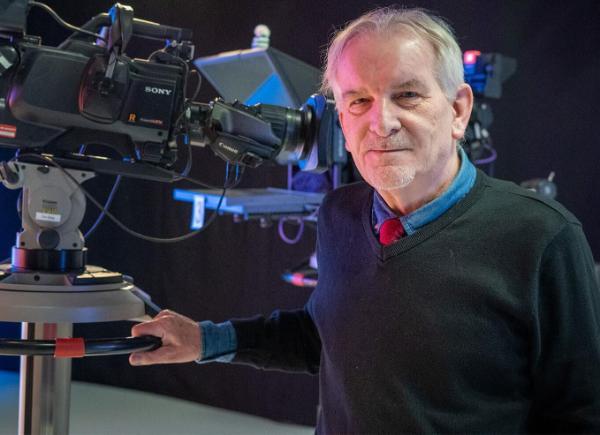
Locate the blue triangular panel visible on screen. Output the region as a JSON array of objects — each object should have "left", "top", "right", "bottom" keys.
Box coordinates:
[{"left": 244, "top": 73, "right": 295, "bottom": 107}]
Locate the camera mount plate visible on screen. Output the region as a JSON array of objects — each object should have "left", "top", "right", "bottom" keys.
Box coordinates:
[{"left": 0, "top": 264, "right": 145, "bottom": 322}]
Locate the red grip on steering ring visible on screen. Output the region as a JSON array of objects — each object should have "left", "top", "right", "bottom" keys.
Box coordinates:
[{"left": 54, "top": 338, "right": 85, "bottom": 358}]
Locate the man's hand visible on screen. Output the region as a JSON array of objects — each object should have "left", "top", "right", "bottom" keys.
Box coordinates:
[{"left": 129, "top": 310, "right": 201, "bottom": 366}]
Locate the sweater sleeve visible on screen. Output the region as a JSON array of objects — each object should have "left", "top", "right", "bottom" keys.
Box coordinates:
[
  {"left": 529, "top": 222, "right": 600, "bottom": 432},
  {"left": 228, "top": 303, "right": 321, "bottom": 375}
]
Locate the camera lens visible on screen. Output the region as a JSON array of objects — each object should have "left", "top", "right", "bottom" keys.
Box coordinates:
[{"left": 252, "top": 104, "right": 313, "bottom": 165}]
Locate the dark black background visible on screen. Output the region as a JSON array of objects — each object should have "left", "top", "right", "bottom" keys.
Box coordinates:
[{"left": 0, "top": 0, "right": 598, "bottom": 426}]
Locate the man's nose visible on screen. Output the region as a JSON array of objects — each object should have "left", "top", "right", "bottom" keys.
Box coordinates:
[{"left": 369, "top": 99, "right": 401, "bottom": 137}]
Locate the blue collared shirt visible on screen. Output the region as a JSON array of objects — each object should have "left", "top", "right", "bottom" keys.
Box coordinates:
[
  {"left": 200, "top": 147, "right": 477, "bottom": 363},
  {"left": 373, "top": 146, "right": 476, "bottom": 235}
]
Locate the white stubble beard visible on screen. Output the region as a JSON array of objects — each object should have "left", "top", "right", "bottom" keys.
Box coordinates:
[
  {"left": 361, "top": 134, "right": 417, "bottom": 191},
  {"left": 370, "top": 165, "right": 416, "bottom": 191}
]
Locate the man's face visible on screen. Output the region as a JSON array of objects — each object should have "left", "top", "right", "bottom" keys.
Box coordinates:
[{"left": 334, "top": 30, "right": 468, "bottom": 193}]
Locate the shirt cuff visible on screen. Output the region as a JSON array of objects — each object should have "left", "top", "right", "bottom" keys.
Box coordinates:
[{"left": 196, "top": 320, "right": 237, "bottom": 364}]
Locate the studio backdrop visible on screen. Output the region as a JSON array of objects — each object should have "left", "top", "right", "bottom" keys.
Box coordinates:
[{"left": 0, "top": 0, "right": 597, "bottom": 426}]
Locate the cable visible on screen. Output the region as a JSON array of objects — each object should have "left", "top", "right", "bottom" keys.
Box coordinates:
[
  {"left": 189, "top": 69, "right": 203, "bottom": 100},
  {"left": 76, "top": 144, "right": 122, "bottom": 240},
  {"left": 278, "top": 217, "right": 305, "bottom": 244},
  {"left": 29, "top": 2, "right": 107, "bottom": 42},
  {"left": 83, "top": 174, "right": 122, "bottom": 239},
  {"left": 143, "top": 56, "right": 201, "bottom": 183},
  {"left": 473, "top": 141, "right": 497, "bottom": 166},
  {"left": 171, "top": 70, "right": 202, "bottom": 181},
  {"left": 174, "top": 69, "right": 196, "bottom": 182},
  {"left": 176, "top": 135, "right": 193, "bottom": 180},
  {"left": 19, "top": 153, "right": 244, "bottom": 244},
  {"left": 178, "top": 172, "right": 239, "bottom": 189},
  {"left": 66, "top": 150, "right": 223, "bottom": 189},
  {"left": 149, "top": 49, "right": 190, "bottom": 102}
]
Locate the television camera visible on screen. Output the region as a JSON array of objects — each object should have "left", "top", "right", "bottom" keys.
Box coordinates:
[
  {"left": 0, "top": 0, "right": 342, "bottom": 274},
  {"left": 0, "top": 2, "right": 342, "bottom": 433}
]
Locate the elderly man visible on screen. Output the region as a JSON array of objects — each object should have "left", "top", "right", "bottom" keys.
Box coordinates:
[{"left": 130, "top": 7, "right": 600, "bottom": 433}]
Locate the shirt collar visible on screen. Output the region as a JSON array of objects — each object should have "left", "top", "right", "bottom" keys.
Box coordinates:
[{"left": 373, "top": 146, "right": 477, "bottom": 235}]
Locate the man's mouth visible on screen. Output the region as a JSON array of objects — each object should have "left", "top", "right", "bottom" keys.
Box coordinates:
[{"left": 367, "top": 148, "right": 410, "bottom": 153}]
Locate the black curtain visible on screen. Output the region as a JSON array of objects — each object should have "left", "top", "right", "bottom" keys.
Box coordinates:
[{"left": 0, "top": 0, "right": 597, "bottom": 426}]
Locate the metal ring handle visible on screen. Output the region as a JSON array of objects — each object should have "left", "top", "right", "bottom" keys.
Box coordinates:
[{"left": 0, "top": 335, "right": 162, "bottom": 357}]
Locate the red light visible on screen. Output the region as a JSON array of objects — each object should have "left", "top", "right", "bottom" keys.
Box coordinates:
[
  {"left": 291, "top": 273, "right": 305, "bottom": 287},
  {"left": 464, "top": 50, "right": 481, "bottom": 65}
]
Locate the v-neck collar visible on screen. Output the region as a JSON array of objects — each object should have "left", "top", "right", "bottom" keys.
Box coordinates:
[{"left": 362, "top": 170, "right": 487, "bottom": 262}]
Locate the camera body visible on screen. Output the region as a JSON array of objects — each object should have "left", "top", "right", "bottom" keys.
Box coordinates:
[
  {"left": 0, "top": 1, "right": 345, "bottom": 179},
  {"left": 0, "top": 5, "right": 186, "bottom": 167}
]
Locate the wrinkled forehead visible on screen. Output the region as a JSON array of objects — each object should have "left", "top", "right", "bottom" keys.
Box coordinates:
[{"left": 333, "top": 29, "right": 437, "bottom": 97}]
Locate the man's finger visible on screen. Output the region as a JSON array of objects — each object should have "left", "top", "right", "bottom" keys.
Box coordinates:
[
  {"left": 154, "top": 309, "right": 174, "bottom": 320},
  {"left": 131, "top": 319, "right": 166, "bottom": 338},
  {"left": 129, "top": 345, "right": 173, "bottom": 366}
]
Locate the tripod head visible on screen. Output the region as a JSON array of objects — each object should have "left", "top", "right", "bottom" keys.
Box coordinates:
[{"left": 1, "top": 157, "right": 92, "bottom": 271}]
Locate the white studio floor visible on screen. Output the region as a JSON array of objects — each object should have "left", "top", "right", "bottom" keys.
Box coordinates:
[{"left": 0, "top": 370, "right": 314, "bottom": 435}]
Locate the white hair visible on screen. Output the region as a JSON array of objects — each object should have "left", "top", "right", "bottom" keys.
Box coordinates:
[{"left": 321, "top": 7, "right": 464, "bottom": 101}]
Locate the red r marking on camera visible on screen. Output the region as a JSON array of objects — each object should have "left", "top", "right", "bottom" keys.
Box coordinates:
[{"left": 0, "top": 124, "right": 16, "bottom": 138}]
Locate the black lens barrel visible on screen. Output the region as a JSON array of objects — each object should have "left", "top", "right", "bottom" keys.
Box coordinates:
[{"left": 254, "top": 104, "right": 311, "bottom": 163}]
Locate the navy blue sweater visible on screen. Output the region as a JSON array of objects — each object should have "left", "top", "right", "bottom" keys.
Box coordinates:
[{"left": 232, "top": 172, "right": 600, "bottom": 433}]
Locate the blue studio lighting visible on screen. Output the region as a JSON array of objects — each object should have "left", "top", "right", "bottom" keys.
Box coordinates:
[{"left": 463, "top": 50, "right": 488, "bottom": 96}]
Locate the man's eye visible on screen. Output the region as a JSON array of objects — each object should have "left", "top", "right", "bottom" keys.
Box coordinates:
[
  {"left": 347, "top": 98, "right": 370, "bottom": 114},
  {"left": 350, "top": 98, "right": 368, "bottom": 106},
  {"left": 395, "top": 91, "right": 419, "bottom": 99}
]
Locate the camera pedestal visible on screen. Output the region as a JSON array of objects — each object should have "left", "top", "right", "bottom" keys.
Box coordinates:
[
  {"left": 0, "top": 265, "right": 147, "bottom": 435},
  {"left": 0, "top": 157, "right": 160, "bottom": 434},
  {"left": 19, "top": 322, "right": 73, "bottom": 435}
]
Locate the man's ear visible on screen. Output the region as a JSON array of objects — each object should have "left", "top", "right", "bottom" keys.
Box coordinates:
[{"left": 451, "top": 84, "right": 474, "bottom": 140}]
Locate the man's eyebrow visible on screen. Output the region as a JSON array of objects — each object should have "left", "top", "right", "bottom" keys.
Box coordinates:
[
  {"left": 341, "top": 79, "right": 428, "bottom": 99},
  {"left": 391, "top": 79, "right": 428, "bottom": 90},
  {"left": 341, "top": 89, "right": 364, "bottom": 100}
]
